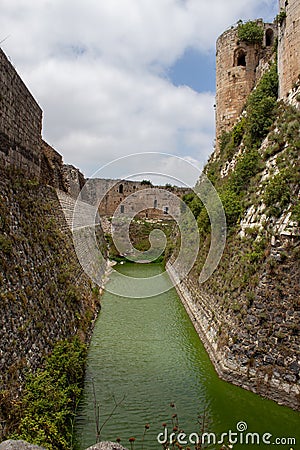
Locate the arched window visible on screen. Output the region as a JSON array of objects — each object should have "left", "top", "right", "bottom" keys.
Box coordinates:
[
  {"left": 266, "top": 29, "right": 274, "bottom": 47},
  {"left": 154, "top": 199, "right": 158, "bottom": 208},
  {"left": 118, "top": 184, "right": 123, "bottom": 194},
  {"left": 234, "top": 49, "right": 246, "bottom": 67}
]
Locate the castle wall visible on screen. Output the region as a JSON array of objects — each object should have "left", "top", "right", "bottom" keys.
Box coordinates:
[
  {"left": 40, "top": 140, "right": 68, "bottom": 191},
  {"left": 0, "top": 49, "right": 108, "bottom": 434},
  {"left": 62, "top": 164, "right": 86, "bottom": 199},
  {"left": 278, "top": 0, "right": 300, "bottom": 98},
  {"left": 82, "top": 178, "right": 191, "bottom": 219},
  {"left": 0, "top": 48, "right": 42, "bottom": 177},
  {"left": 0, "top": 165, "right": 106, "bottom": 427}
]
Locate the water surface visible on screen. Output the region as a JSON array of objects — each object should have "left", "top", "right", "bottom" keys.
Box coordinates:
[{"left": 76, "top": 263, "right": 300, "bottom": 449}]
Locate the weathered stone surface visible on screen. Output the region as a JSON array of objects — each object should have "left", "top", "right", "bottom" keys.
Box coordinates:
[
  {"left": 86, "top": 442, "right": 128, "bottom": 450},
  {"left": 0, "top": 49, "right": 42, "bottom": 177},
  {"left": 0, "top": 166, "right": 106, "bottom": 428},
  {"left": 82, "top": 178, "right": 191, "bottom": 219},
  {"left": 0, "top": 440, "right": 46, "bottom": 450}
]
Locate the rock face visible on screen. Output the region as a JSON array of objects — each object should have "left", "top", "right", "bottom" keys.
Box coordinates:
[{"left": 169, "top": 98, "right": 300, "bottom": 411}]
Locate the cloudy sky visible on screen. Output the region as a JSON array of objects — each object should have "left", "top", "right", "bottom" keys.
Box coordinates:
[{"left": 1, "top": 0, "right": 277, "bottom": 184}]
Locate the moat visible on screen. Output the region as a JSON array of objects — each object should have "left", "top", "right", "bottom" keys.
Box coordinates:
[{"left": 76, "top": 263, "right": 300, "bottom": 449}]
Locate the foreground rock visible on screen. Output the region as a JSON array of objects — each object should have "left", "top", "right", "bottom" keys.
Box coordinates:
[
  {"left": 0, "top": 441, "right": 46, "bottom": 450},
  {"left": 0, "top": 441, "right": 128, "bottom": 450},
  {"left": 86, "top": 443, "right": 128, "bottom": 450}
]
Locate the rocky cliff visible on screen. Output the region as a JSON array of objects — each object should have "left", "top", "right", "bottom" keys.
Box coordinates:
[{"left": 175, "top": 47, "right": 300, "bottom": 409}]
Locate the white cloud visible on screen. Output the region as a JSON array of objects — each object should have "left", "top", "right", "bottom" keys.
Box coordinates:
[{"left": 0, "top": 0, "right": 278, "bottom": 182}]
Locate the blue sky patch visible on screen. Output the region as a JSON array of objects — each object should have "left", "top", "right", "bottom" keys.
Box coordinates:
[{"left": 167, "top": 48, "right": 216, "bottom": 93}]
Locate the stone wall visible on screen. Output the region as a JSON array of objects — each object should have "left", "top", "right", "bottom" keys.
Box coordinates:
[
  {"left": 0, "top": 48, "right": 86, "bottom": 199},
  {"left": 167, "top": 263, "right": 300, "bottom": 411},
  {"left": 83, "top": 178, "right": 191, "bottom": 219},
  {"left": 0, "top": 48, "right": 108, "bottom": 436},
  {"left": 215, "top": 21, "right": 277, "bottom": 150},
  {"left": 0, "top": 165, "right": 106, "bottom": 418},
  {"left": 278, "top": 0, "right": 300, "bottom": 99},
  {"left": 40, "top": 140, "right": 67, "bottom": 190},
  {"left": 62, "top": 164, "right": 86, "bottom": 199},
  {"left": 0, "top": 49, "right": 42, "bottom": 177}
]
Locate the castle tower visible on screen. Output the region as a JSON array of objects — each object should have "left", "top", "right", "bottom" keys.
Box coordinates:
[
  {"left": 278, "top": 0, "right": 300, "bottom": 98},
  {"left": 215, "top": 21, "right": 277, "bottom": 152}
]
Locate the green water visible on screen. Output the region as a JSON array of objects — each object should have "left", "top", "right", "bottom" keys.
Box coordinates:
[{"left": 76, "top": 263, "right": 300, "bottom": 449}]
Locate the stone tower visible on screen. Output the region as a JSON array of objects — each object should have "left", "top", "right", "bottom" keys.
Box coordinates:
[
  {"left": 215, "top": 20, "right": 277, "bottom": 151},
  {"left": 278, "top": 0, "right": 300, "bottom": 98}
]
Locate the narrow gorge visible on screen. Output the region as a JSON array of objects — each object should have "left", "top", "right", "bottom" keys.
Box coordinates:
[{"left": 0, "top": 1, "right": 299, "bottom": 449}]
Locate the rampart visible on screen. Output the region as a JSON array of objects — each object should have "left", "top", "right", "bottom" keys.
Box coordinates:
[{"left": 0, "top": 49, "right": 42, "bottom": 176}]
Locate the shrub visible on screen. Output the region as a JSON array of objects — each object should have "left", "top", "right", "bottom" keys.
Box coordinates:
[
  {"left": 0, "top": 233, "right": 13, "bottom": 255},
  {"left": 276, "top": 10, "right": 287, "bottom": 26},
  {"left": 245, "top": 63, "right": 279, "bottom": 147},
  {"left": 141, "top": 180, "right": 152, "bottom": 185},
  {"left": 220, "top": 189, "right": 243, "bottom": 227},
  {"left": 238, "top": 21, "right": 264, "bottom": 45},
  {"left": 197, "top": 207, "right": 210, "bottom": 233},
  {"left": 263, "top": 170, "right": 291, "bottom": 217},
  {"left": 232, "top": 118, "right": 246, "bottom": 147},
  {"left": 230, "top": 149, "right": 261, "bottom": 193},
  {"left": 218, "top": 131, "right": 231, "bottom": 154},
  {"left": 291, "top": 201, "right": 300, "bottom": 224},
  {"left": 10, "top": 338, "right": 87, "bottom": 450}
]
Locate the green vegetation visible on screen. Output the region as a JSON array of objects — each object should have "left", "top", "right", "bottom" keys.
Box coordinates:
[
  {"left": 276, "top": 10, "right": 287, "bottom": 26},
  {"left": 244, "top": 62, "right": 278, "bottom": 148},
  {"left": 237, "top": 20, "right": 264, "bottom": 45},
  {"left": 291, "top": 201, "right": 300, "bottom": 225},
  {"left": 229, "top": 149, "right": 262, "bottom": 193},
  {"left": 0, "top": 233, "right": 12, "bottom": 255},
  {"left": 105, "top": 218, "right": 178, "bottom": 264},
  {"left": 263, "top": 170, "right": 292, "bottom": 217},
  {"left": 9, "top": 338, "right": 86, "bottom": 450},
  {"left": 219, "top": 189, "right": 243, "bottom": 227}
]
